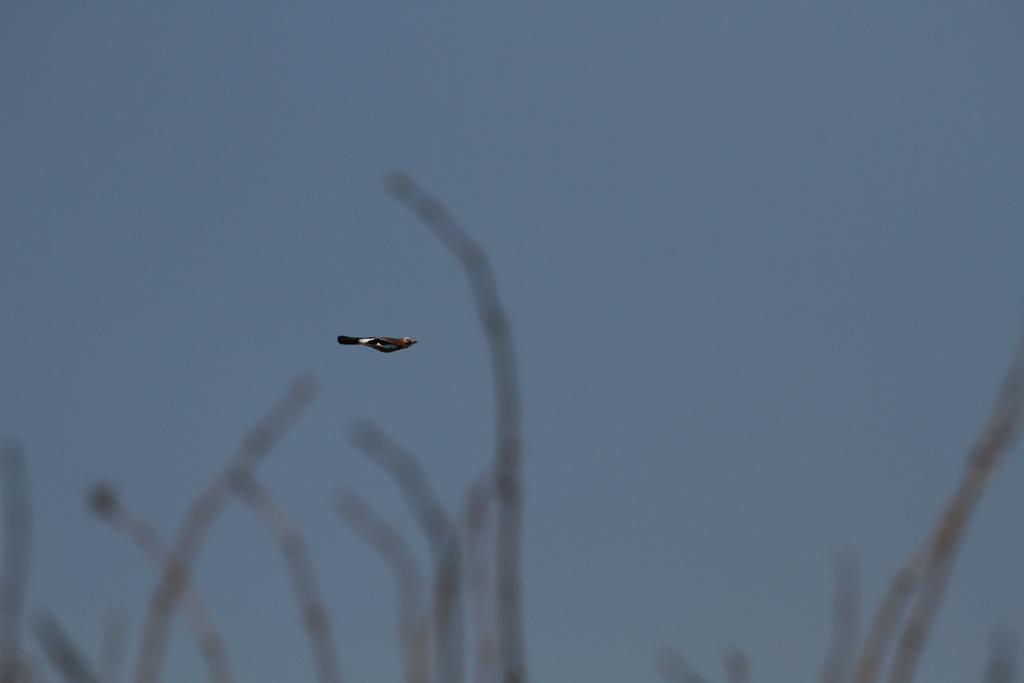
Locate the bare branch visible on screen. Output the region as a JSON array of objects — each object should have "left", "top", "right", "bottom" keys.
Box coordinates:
[
  {"left": 386, "top": 171, "right": 526, "bottom": 683},
  {"left": 133, "top": 375, "right": 318, "bottom": 683},
  {"left": 886, "top": 554, "right": 954, "bottom": 683},
  {"left": 86, "top": 485, "right": 232, "bottom": 683},
  {"left": 334, "top": 493, "right": 429, "bottom": 683},
  {"left": 229, "top": 472, "right": 341, "bottom": 683},
  {"left": 351, "top": 421, "right": 464, "bottom": 683},
  {"left": 30, "top": 611, "right": 99, "bottom": 683},
  {"left": 853, "top": 324, "right": 1024, "bottom": 683}
]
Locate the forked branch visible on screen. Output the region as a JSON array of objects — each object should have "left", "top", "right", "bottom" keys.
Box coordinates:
[
  {"left": 86, "top": 485, "right": 231, "bottom": 683},
  {"left": 351, "top": 421, "right": 464, "bottom": 683},
  {"left": 132, "top": 375, "right": 318, "bottom": 683},
  {"left": 386, "top": 171, "right": 526, "bottom": 683},
  {"left": 852, "top": 324, "right": 1024, "bottom": 683}
]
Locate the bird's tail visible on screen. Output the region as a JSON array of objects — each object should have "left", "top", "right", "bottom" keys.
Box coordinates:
[{"left": 337, "top": 335, "right": 361, "bottom": 345}]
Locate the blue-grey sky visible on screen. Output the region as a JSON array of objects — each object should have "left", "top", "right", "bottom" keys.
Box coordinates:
[{"left": 2, "top": 5, "right": 1023, "bottom": 682}]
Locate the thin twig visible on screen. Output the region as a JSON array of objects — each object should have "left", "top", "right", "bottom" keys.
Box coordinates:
[
  {"left": 886, "top": 553, "right": 954, "bottom": 683},
  {"left": 86, "top": 486, "right": 231, "bottom": 683},
  {"left": 0, "top": 439, "right": 31, "bottom": 683},
  {"left": 229, "top": 472, "right": 341, "bottom": 683},
  {"left": 132, "top": 375, "right": 318, "bottom": 683},
  {"left": 852, "top": 324, "right": 1024, "bottom": 683},
  {"left": 351, "top": 421, "right": 464, "bottom": 683},
  {"left": 334, "top": 492, "right": 429, "bottom": 683},
  {"left": 386, "top": 171, "right": 526, "bottom": 683},
  {"left": 30, "top": 611, "right": 100, "bottom": 683},
  {"left": 848, "top": 559, "right": 918, "bottom": 683}
]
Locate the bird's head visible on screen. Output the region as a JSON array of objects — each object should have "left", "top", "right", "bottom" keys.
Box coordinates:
[{"left": 403, "top": 337, "right": 417, "bottom": 346}]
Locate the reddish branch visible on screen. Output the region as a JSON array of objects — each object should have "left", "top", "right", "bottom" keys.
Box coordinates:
[
  {"left": 852, "top": 327, "right": 1024, "bottom": 683},
  {"left": 132, "top": 375, "right": 318, "bottom": 683}
]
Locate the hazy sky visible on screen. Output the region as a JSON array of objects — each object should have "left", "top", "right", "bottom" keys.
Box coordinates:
[{"left": 2, "top": 5, "right": 1023, "bottom": 683}]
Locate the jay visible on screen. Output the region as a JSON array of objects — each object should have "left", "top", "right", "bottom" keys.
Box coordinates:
[{"left": 337, "top": 335, "right": 417, "bottom": 353}]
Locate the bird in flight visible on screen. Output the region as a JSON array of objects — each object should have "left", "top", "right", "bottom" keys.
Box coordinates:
[{"left": 337, "top": 335, "right": 417, "bottom": 353}]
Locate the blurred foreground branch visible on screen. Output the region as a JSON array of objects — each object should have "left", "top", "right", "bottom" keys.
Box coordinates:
[
  {"left": 386, "top": 171, "right": 526, "bottom": 683},
  {"left": 229, "top": 472, "right": 341, "bottom": 683},
  {"left": 852, "top": 325, "right": 1024, "bottom": 683},
  {"left": 335, "top": 493, "right": 429, "bottom": 683},
  {"left": 133, "top": 375, "right": 318, "bottom": 683},
  {"left": 351, "top": 421, "right": 464, "bottom": 683},
  {"left": 86, "top": 485, "right": 232, "bottom": 683},
  {"left": 31, "top": 611, "right": 98, "bottom": 683}
]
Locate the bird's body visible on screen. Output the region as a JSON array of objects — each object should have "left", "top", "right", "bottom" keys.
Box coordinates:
[{"left": 337, "top": 335, "right": 417, "bottom": 353}]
